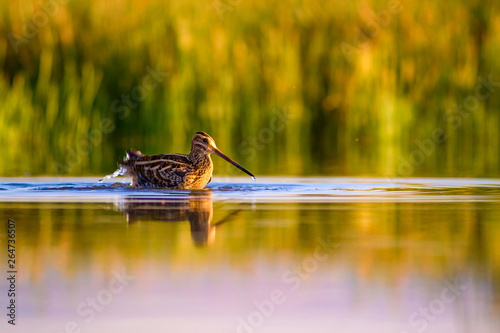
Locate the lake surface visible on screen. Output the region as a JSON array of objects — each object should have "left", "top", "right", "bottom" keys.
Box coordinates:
[{"left": 1, "top": 177, "right": 499, "bottom": 333}]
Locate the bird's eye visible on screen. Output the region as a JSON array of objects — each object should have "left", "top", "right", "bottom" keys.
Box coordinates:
[{"left": 202, "top": 138, "right": 208, "bottom": 143}]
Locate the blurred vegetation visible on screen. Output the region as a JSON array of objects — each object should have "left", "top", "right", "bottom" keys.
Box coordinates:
[{"left": 1, "top": 0, "right": 500, "bottom": 177}]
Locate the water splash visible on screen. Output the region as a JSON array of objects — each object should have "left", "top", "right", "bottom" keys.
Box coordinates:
[{"left": 99, "top": 167, "right": 126, "bottom": 183}]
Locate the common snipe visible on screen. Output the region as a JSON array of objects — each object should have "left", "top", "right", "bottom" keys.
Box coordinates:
[{"left": 100, "top": 132, "right": 255, "bottom": 189}]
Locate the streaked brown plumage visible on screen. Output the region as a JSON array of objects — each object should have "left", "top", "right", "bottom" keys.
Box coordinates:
[{"left": 100, "top": 132, "right": 255, "bottom": 189}]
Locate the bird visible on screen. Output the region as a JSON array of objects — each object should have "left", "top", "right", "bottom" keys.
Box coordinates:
[{"left": 100, "top": 132, "right": 255, "bottom": 189}]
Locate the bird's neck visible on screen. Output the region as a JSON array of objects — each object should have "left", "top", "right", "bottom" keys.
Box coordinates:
[{"left": 188, "top": 150, "right": 212, "bottom": 167}]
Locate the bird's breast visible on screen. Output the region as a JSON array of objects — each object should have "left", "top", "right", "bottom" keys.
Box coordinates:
[{"left": 183, "top": 156, "right": 213, "bottom": 189}]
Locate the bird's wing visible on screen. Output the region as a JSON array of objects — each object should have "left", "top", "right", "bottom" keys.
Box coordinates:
[
  {"left": 131, "top": 153, "right": 191, "bottom": 170},
  {"left": 123, "top": 153, "right": 193, "bottom": 188}
]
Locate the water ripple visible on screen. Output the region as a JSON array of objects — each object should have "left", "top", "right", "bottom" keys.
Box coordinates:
[{"left": 0, "top": 177, "right": 499, "bottom": 203}]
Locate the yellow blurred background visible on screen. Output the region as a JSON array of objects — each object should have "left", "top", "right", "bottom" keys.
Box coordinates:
[{"left": 1, "top": 0, "right": 499, "bottom": 177}]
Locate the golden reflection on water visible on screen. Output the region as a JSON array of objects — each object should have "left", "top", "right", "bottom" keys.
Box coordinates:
[
  {"left": 1, "top": 198, "right": 499, "bottom": 331},
  {"left": 2, "top": 201, "right": 499, "bottom": 281}
]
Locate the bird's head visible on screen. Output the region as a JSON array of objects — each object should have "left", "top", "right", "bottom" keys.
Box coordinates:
[
  {"left": 191, "top": 132, "right": 218, "bottom": 154},
  {"left": 190, "top": 132, "right": 255, "bottom": 179}
]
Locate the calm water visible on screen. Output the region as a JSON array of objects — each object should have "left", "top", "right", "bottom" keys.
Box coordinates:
[{"left": 1, "top": 177, "right": 500, "bottom": 333}]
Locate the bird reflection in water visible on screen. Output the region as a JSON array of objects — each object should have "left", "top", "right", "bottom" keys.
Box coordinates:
[{"left": 116, "top": 191, "right": 226, "bottom": 246}]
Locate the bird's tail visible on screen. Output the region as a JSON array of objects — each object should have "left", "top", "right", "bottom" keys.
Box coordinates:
[
  {"left": 125, "top": 149, "right": 144, "bottom": 161},
  {"left": 99, "top": 149, "right": 144, "bottom": 183}
]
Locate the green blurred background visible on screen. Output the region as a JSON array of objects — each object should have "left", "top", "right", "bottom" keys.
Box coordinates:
[{"left": 1, "top": 0, "right": 499, "bottom": 177}]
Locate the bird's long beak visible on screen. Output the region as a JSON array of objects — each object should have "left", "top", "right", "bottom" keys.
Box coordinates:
[{"left": 214, "top": 148, "right": 256, "bottom": 180}]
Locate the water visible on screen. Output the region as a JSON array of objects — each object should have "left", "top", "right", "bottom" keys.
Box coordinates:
[{"left": 1, "top": 177, "right": 499, "bottom": 333}]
